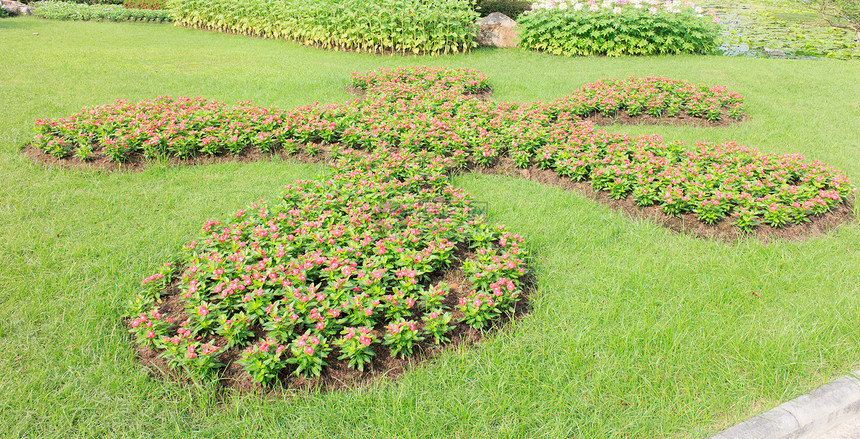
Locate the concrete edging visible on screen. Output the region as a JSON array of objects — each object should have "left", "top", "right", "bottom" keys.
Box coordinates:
[{"left": 710, "top": 370, "right": 860, "bottom": 439}]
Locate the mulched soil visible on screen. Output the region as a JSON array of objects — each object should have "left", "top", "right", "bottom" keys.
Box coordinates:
[{"left": 124, "top": 245, "right": 535, "bottom": 398}]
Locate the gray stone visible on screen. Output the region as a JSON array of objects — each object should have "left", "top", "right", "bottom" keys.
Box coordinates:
[
  {"left": 476, "top": 12, "right": 518, "bottom": 49},
  {"left": 1, "top": 0, "right": 34, "bottom": 15},
  {"left": 708, "top": 370, "right": 860, "bottom": 439}
]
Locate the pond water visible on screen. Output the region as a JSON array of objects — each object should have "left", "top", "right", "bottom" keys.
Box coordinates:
[{"left": 703, "top": 1, "right": 859, "bottom": 60}]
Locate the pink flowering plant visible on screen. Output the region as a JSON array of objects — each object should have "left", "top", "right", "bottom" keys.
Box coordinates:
[
  {"left": 124, "top": 149, "right": 531, "bottom": 385},
  {"left": 286, "top": 332, "right": 331, "bottom": 377},
  {"left": 36, "top": 67, "right": 853, "bottom": 235},
  {"left": 335, "top": 327, "right": 376, "bottom": 371},
  {"left": 554, "top": 76, "right": 745, "bottom": 121},
  {"left": 237, "top": 338, "right": 289, "bottom": 385},
  {"left": 422, "top": 310, "right": 454, "bottom": 343},
  {"left": 383, "top": 320, "right": 424, "bottom": 358}
]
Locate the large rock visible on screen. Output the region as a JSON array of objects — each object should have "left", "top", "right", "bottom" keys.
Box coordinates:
[
  {"left": 1, "top": 0, "right": 34, "bottom": 15},
  {"left": 476, "top": 12, "right": 518, "bottom": 48}
]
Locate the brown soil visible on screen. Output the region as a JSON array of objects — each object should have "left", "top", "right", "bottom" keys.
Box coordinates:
[
  {"left": 22, "top": 144, "right": 333, "bottom": 174},
  {"left": 582, "top": 110, "right": 748, "bottom": 128},
  {"left": 125, "top": 246, "right": 535, "bottom": 398}
]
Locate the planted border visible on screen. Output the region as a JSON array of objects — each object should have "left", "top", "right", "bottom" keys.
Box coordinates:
[
  {"left": 32, "top": 67, "right": 854, "bottom": 236},
  {"left": 31, "top": 0, "right": 172, "bottom": 22},
  {"left": 168, "top": 0, "right": 479, "bottom": 55}
]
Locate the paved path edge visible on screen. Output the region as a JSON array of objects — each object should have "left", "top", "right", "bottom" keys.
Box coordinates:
[{"left": 709, "top": 369, "right": 860, "bottom": 439}]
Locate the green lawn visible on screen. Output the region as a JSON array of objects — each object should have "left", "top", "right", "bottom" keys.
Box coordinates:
[{"left": 1, "top": 17, "right": 859, "bottom": 438}]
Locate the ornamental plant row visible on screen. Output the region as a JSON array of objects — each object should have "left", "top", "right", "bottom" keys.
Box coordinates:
[
  {"left": 518, "top": 0, "right": 720, "bottom": 56},
  {"left": 31, "top": 0, "right": 172, "bottom": 22},
  {"left": 127, "top": 150, "right": 530, "bottom": 383},
  {"left": 33, "top": 67, "right": 854, "bottom": 232},
  {"left": 168, "top": 0, "right": 479, "bottom": 55}
]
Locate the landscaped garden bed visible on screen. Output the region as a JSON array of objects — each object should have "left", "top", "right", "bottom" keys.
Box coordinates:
[
  {"left": 27, "top": 67, "right": 854, "bottom": 244},
  {"left": 126, "top": 150, "right": 533, "bottom": 391},
  {"left": 3, "top": 16, "right": 860, "bottom": 438}
]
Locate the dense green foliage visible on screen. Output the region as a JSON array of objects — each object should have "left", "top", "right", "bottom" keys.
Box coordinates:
[
  {"left": 169, "top": 0, "right": 479, "bottom": 55},
  {"left": 474, "top": 0, "right": 531, "bottom": 19},
  {"left": 32, "top": 0, "right": 170, "bottom": 21},
  {"left": 518, "top": 0, "right": 719, "bottom": 56}
]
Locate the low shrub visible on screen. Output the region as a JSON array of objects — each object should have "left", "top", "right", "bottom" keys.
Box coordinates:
[
  {"left": 31, "top": 0, "right": 171, "bottom": 21},
  {"left": 33, "top": 67, "right": 854, "bottom": 231},
  {"left": 169, "top": 0, "right": 479, "bottom": 55},
  {"left": 126, "top": 150, "right": 530, "bottom": 383},
  {"left": 475, "top": 0, "right": 531, "bottom": 19},
  {"left": 518, "top": 0, "right": 720, "bottom": 56},
  {"left": 123, "top": 0, "right": 165, "bottom": 10}
]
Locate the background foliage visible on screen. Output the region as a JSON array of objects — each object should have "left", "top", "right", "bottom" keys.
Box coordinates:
[
  {"left": 169, "top": 0, "right": 479, "bottom": 55},
  {"left": 518, "top": 3, "right": 719, "bottom": 56},
  {"left": 474, "top": 0, "right": 531, "bottom": 19},
  {"left": 31, "top": 0, "right": 171, "bottom": 21}
]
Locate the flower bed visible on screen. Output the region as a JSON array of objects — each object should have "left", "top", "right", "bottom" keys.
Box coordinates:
[
  {"left": 554, "top": 76, "right": 745, "bottom": 121},
  {"left": 32, "top": 67, "right": 854, "bottom": 234},
  {"left": 127, "top": 150, "right": 531, "bottom": 386},
  {"left": 518, "top": 0, "right": 720, "bottom": 56}
]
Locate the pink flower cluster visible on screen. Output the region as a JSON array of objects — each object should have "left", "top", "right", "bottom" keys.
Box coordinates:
[{"left": 127, "top": 150, "right": 531, "bottom": 382}]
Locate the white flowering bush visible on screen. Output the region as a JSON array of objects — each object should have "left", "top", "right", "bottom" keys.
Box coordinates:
[{"left": 519, "top": 0, "right": 719, "bottom": 56}]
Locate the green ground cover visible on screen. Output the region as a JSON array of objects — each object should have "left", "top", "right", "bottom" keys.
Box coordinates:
[{"left": 0, "top": 16, "right": 858, "bottom": 438}]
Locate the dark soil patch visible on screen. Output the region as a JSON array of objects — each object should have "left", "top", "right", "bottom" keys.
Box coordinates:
[
  {"left": 124, "top": 246, "right": 535, "bottom": 398},
  {"left": 582, "top": 110, "right": 748, "bottom": 128},
  {"left": 22, "top": 144, "right": 333, "bottom": 174},
  {"left": 472, "top": 157, "right": 856, "bottom": 244},
  {"left": 344, "top": 85, "right": 494, "bottom": 102}
]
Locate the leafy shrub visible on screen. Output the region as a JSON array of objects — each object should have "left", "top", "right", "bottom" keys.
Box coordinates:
[
  {"left": 518, "top": 0, "right": 720, "bottom": 56},
  {"left": 123, "top": 0, "right": 165, "bottom": 10},
  {"left": 475, "top": 0, "right": 531, "bottom": 19},
  {"left": 169, "top": 0, "right": 479, "bottom": 55},
  {"left": 31, "top": 0, "right": 171, "bottom": 21},
  {"left": 0, "top": 7, "right": 10, "bottom": 17},
  {"left": 33, "top": 67, "right": 854, "bottom": 231},
  {"left": 126, "top": 150, "right": 531, "bottom": 383}
]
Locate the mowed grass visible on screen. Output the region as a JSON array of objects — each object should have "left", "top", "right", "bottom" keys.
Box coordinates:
[{"left": 0, "top": 16, "right": 858, "bottom": 438}]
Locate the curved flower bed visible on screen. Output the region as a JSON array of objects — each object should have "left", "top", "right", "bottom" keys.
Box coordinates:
[
  {"left": 128, "top": 150, "right": 531, "bottom": 385},
  {"left": 32, "top": 67, "right": 854, "bottom": 234}
]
